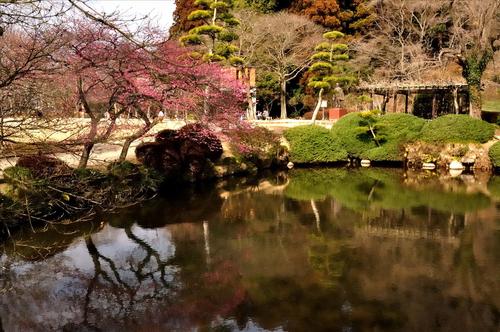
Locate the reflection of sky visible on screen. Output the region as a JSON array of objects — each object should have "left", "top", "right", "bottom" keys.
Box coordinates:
[
  {"left": 88, "top": 0, "right": 175, "bottom": 31},
  {"left": 0, "top": 224, "right": 178, "bottom": 331}
]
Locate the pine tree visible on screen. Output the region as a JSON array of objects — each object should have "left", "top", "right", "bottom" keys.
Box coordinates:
[
  {"left": 179, "top": 0, "right": 242, "bottom": 65},
  {"left": 308, "top": 31, "right": 354, "bottom": 123},
  {"left": 170, "top": 0, "right": 203, "bottom": 37}
]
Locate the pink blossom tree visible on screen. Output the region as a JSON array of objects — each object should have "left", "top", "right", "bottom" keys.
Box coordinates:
[{"left": 59, "top": 19, "right": 246, "bottom": 168}]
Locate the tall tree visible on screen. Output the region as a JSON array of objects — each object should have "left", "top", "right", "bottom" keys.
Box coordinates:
[
  {"left": 356, "top": 0, "right": 447, "bottom": 81},
  {"left": 237, "top": 12, "right": 322, "bottom": 119},
  {"left": 238, "top": 0, "right": 292, "bottom": 13},
  {"left": 444, "top": 0, "right": 500, "bottom": 118},
  {"left": 291, "top": 0, "right": 342, "bottom": 29},
  {"left": 179, "top": 0, "right": 241, "bottom": 64},
  {"left": 359, "top": 0, "right": 499, "bottom": 117},
  {"left": 309, "top": 31, "right": 353, "bottom": 123},
  {"left": 170, "top": 0, "right": 203, "bottom": 37}
]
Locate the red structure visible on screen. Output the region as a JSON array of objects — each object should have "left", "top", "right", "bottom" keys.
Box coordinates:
[{"left": 328, "top": 108, "right": 348, "bottom": 120}]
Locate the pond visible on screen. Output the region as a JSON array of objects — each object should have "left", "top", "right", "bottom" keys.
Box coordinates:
[{"left": 0, "top": 168, "right": 499, "bottom": 331}]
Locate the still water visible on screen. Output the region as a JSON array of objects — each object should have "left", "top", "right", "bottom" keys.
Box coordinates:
[{"left": 0, "top": 168, "right": 499, "bottom": 332}]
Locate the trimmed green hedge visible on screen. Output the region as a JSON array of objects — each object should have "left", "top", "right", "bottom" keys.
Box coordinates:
[
  {"left": 378, "top": 113, "right": 426, "bottom": 142},
  {"left": 420, "top": 114, "right": 495, "bottom": 143},
  {"left": 331, "top": 113, "right": 425, "bottom": 161},
  {"left": 361, "top": 144, "right": 402, "bottom": 162},
  {"left": 285, "top": 114, "right": 494, "bottom": 164},
  {"left": 331, "top": 113, "right": 376, "bottom": 158},
  {"left": 489, "top": 141, "right": 500, "bottom": 168},
  {"left": 283, "top": 125, "right": 347, "bottom": 164},
  {"left": 363, "top": 113, "right": 425, "bottom": 161}
]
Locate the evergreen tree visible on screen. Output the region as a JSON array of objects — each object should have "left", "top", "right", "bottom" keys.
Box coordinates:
[
  {"left": 308, "top": 31, "right": 354, "bottom": 123},
  {"left": 179, "top": 0, "right": 242, "bottom": 64},
  {"left": 290, "top": 0, "right": 375, "bottom": 34},
  {"left": 239, "top": 0, "right": 292, "bottom": 13},
  {"left": 170, "top": 0, "right": 203, "bottom": 37}
]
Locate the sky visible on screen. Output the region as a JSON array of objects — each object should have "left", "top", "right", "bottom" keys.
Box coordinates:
[{"left": 89, "top": 0, "right": 176, "bottom": 31}]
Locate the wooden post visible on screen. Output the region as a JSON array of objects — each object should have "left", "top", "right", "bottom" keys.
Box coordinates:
[
  {"left": 405, "top": 92, "right": 409, "bottom": 114},
  {"left": 458, "top": 92, "right": 464, "bottom": 114},
  {"left": 432, "top": 92, "right": 438, "bottom": 118},
  {"left": 370, "top": 92, "right": 374, "bottom": 110},
  {"left": 392, "top": 92, "right": 398, "bottom": 113},
  {"left": 453, "top": 88, "right": 459, "bottom": 114},
  {"left": 381, "top": 93, "right": 389, "bottom": 114}
]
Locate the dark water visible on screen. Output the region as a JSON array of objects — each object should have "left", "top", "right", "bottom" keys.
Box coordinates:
[{"left": 1, "top": 168, "right": 499, "bottom": 332}]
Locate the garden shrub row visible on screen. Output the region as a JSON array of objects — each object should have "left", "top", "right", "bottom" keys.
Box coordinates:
[
  {"left": 419, "top": 114, "right": 495, "bottom": 143},
  {"left": 284, "top": 113, "right": 496, "bottom": 164},
  {"left": 283, "top": 125, "right": 348, "bottom": 164}
]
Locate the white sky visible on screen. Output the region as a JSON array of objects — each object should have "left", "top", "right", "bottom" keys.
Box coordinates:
[{"left": 89, "top": 0, "right": 176, "bottom": 31}]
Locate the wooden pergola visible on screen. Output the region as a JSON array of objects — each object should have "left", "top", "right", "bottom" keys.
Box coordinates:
[{"left": 357, "top": 83, "right": 469, "bottom": 117}]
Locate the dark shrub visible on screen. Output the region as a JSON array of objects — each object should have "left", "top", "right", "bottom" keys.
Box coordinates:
[
  {"left": 176, "top": 123, "right": 223, "bottom": 161},
  {"left": 225, "top": 125, "right": 282, "bottom": 163},
  {"left": 155, "top": 129, "right": 178, "bottom": 144},
  {"left": 420, "top": 114, "right": 495, "bottom": 143},
  {"left": 135, "top": 123, "right": 223, "bottom": 181},
  {"left": 284, "top": 125, "right": 347, "bottom": 163},
  {"left": 136, "top": 142, "right": 166, "bottom": 171},
  {"left": 16, "top": 155, "right": 70, "bottom": 178}
]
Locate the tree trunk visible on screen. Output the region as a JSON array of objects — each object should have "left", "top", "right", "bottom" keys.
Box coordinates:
[
  {"left": 461, "top": 52, "right": 492, "bottom": 119},
  {"left": 468, "top": 84, "right": 482, "bottom": 118},
  {"left": 79, "top": 142, "right": 94, "bottom": 169},
  {"left": 118, "top": 138, "right": 134, "bottom": 162},
  {"left": 280, "top": 78, "right": 287, "bottom": 119},
  {"left": 78, "top": 117, "right": 99, "bottom": 169},
  {"left": 118, "top": 117, "right": 155, "bottom": 162},
  {"left": 311, "top": 88, "right": 324, "bottom": 124}
]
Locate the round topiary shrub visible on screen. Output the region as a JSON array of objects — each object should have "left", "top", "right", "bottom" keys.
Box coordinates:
[
  {"left": 377, "top": 113, "right": 426, "bottom": 142},
  {"left": 284, "top": 125, "right": 347, "bottom": 164},
  {"left": 488, "top": 141, "right": 500, "bottom": 169},
  {"left": 331, "top": 112, "right": 376, "bottom": 158},
  {"left": 361, "top": 113, "right": 426, "bottom": 162},
  {"left": 420, "top": 114, "right": 495, "bottom": 143}
]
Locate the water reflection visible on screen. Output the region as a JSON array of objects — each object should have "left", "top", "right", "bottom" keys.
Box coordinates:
[{"left": 1, "top": 169, "right": 499, "bottom": 331}]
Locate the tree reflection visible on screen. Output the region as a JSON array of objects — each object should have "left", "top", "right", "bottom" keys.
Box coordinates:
[
  {"left": 81, "top": 226, "right": 176, "bottom": 329},
  {"left": 0, "top": 170, "right": 499, "bottom": 331}
]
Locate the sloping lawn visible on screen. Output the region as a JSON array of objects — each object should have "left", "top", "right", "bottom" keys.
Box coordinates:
[{"left": 483, "top": 99, "right": 500, "bottom": 112}]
